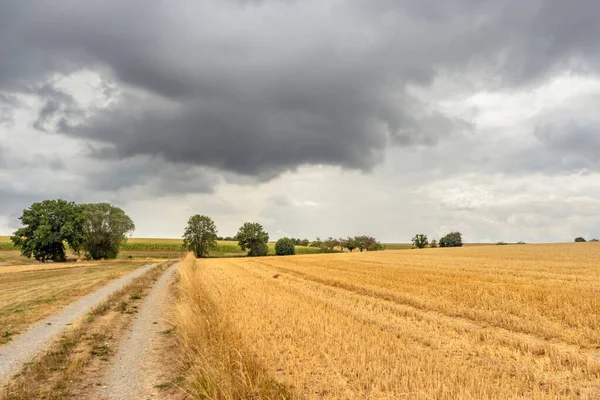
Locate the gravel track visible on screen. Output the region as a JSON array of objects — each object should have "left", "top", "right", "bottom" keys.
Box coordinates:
[
  {"left": 99, "top": 262, "right": 179, "bottom": 400},
  {"left": 0, "top": 263, "right": 158, "bottom": 385}
]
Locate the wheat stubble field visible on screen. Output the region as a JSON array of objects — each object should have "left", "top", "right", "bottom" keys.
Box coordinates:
[{"left": 176, "top": 244, "right": 600, "bottom": 400}]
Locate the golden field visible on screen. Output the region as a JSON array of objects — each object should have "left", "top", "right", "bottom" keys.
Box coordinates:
[{"left": 175, "top": 243, "right": 600, "bottom": 399}]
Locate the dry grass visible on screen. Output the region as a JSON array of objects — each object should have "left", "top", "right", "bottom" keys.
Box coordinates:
[
  {"left": 174, "top": 254, "right": 294, "bottom": 399},
  {"left": 1, "top": 262, "right": 172, "bottom": 400},
  {"left": 176, "top": 243, "right": 600, "bottom": 399},
  {"left": 0, "top": 262, "right": 145, "bottom": 345}
]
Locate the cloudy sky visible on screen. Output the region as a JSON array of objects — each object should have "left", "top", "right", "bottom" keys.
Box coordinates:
[{"left": 1, "top": 0, "right": 599, "bottom": 242}]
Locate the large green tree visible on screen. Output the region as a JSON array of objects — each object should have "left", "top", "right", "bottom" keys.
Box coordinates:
[
  {"left": 81, "top": 203, "right": 135, "bottom": 260},
  {"left": 183, "top": 215, "right": 218, "bottom": 258},
  {"left": 11, "top": 199, "right": 85, "bottom": 262},
  {"left": 237, "top": 222, "right": 269, "bottom": 257}
]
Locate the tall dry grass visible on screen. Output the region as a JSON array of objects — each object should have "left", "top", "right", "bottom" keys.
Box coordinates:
[
  {"left": 175, "top": 244, "right": 600, "bottom": 399},
  {"left": 174, "top": 253, "right": 294, "bottom": 399}
]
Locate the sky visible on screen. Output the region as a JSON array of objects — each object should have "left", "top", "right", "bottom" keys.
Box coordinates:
[{"left": 1, "top": 0, "right": 600, "bottom": 243}]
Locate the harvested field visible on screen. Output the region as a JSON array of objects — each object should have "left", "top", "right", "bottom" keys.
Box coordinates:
[
  {"left": 0, "top": 262, "right": 145, "bottom": 345},
  {"left": 175, "top": 243, "right": 600, "bottom": 399}
]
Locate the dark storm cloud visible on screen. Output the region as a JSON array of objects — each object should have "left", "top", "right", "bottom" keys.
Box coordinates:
[
  {"left": 85, "top": 156, "right": 220, "bottom": 195},
  {"left": 32, "top": 83, "right": 83, "bottom": 132},
  {"left": 2, "top": 0, "right": 600, "bottom": 179}
]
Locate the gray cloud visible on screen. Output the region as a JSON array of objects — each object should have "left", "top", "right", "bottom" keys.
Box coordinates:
[
  {"left": 535, "top": 121, "right": 600, "bottom": 167},
  {"left": 2, "top": 1, "right": 600, "bottom": 241},
  {"left": 3, "top": 0, "right": 599, "bottom": 181}
]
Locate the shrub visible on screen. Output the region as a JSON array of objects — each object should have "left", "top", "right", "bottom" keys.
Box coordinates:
[
  {"left": 430, "top": 239, "right": 438, "bottom": 248},
  {"left": 368, "top": 241, "right": 384, "bottom": 251},
  {"left": 590, "top": 238, "right": 599, "bottom": 242},
  {"left": 439, "top": 232, "right": 463, "bottom": 247},
  {"left": 574, "top": 237, "right": 587, "bottom": 243},
  {"left": 275, "top": 238, "right": 296, "bottom": 256}
]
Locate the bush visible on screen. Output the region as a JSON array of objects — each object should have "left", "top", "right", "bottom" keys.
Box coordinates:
[
  {"left": 275, "top": 238, "right": 296, "bottom": 256},
  {"left": 590, "top": 238, "right": 599, "bottom": 242},
  {"left": 368, "top": 241, "right": 384, "bottom": 251},
  {"left": 574, "top": 237, "right": 587, "bottom": 243},
  {"left": 439, "top": 232, "right": 463, "bottom": 247},
  {"left": 429, "top": 239, "right": 438, "bottom": 248}
]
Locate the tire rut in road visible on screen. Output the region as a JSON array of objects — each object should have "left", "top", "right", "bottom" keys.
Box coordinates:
[{"left": 96, "top": 262, "right": 180, "bottom": 400}]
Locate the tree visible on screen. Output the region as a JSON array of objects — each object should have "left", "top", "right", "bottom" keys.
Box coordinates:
[
  {"left": 590, "top": 238, "right": 599, "bottom": 242},
  {"left": 11, "top": 199, "right": 85, "bottom": 262},
  {"left": 345, "top": 237, "right": 357, "bottom": 252},
  {"left": 574, "top": 237, "right": 587, "bottom": 243},
  {"left": 237, "top": 222, "right": 269, "bottom": 257},
  {"left": 439, "top": 231, "right": 463, "bottom": 247},
  {"left": 80, "top": 203, "right": 135, "bottom": 260},
  {"left": 183, "top": 215, "right": 218, "bottom": 258},
  {"left": 412, "top": 234, "right": 428, "bottom": 249},
  {"left": 338, "top": 237, "right": 346, "bottom": 251},
  {"left": 309, "top": 237, "right": 323, "bottom": 248},
  {"left": 355, "top": 236, "right": 366, "bottom": 252},
  {"left": 430, "top": 239, "right": 438, "bottom": 248},
  {"left": 324, "top": 237, "right": 339, "bottom": 251},
  {"left": 363, "top": 236, "right": 377, "bottom": 250},
  {"left": 300, "top": 238, "right": 310, "bottom": 246},
  {"left": 368, "top": 241, "right": 384, "bottom": 251},
  {"left": 275, "top": 237, "right": 296, "bottom": 256}
]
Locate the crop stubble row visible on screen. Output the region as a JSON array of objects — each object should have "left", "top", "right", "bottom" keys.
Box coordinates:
[{"left": 181, "top": 244, "right": 600, "bottom": 399}]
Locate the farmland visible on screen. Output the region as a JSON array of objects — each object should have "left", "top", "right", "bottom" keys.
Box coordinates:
[
  {"left": 0, "top": 236, "right": 325, "bottom": 262},
  {"left": 175, "top": 243, "right": 600, "bottom": 399},
  {"left": 0, "top": 261, "right": 145, "bottom": 345}
]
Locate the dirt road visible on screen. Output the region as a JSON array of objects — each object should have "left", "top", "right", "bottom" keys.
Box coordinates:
[
  {"left": 0, "top": 263, "right": 158, "bottom": 385},
  {"left": 96, "top": 262, "right": 180, "bottom": 400}
]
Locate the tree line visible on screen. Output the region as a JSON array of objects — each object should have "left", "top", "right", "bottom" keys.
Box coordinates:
[
  {"left": 308, "top": 236, "right": 383, "bottom": 252},
  {"left": 411, "top": 232, "right": 463, "bottom": 249},
  {"left": 11, "top": 200, "right": 134, "bottom": 262},
  {"left": 10, "top": 200, "right": 467, "bottom": 263},
  {"left": 574, "top": 237, "right": 599, "bottom": 243},
  {"left": 183, "top": 215, "right": 385, "bottom": 258}
]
